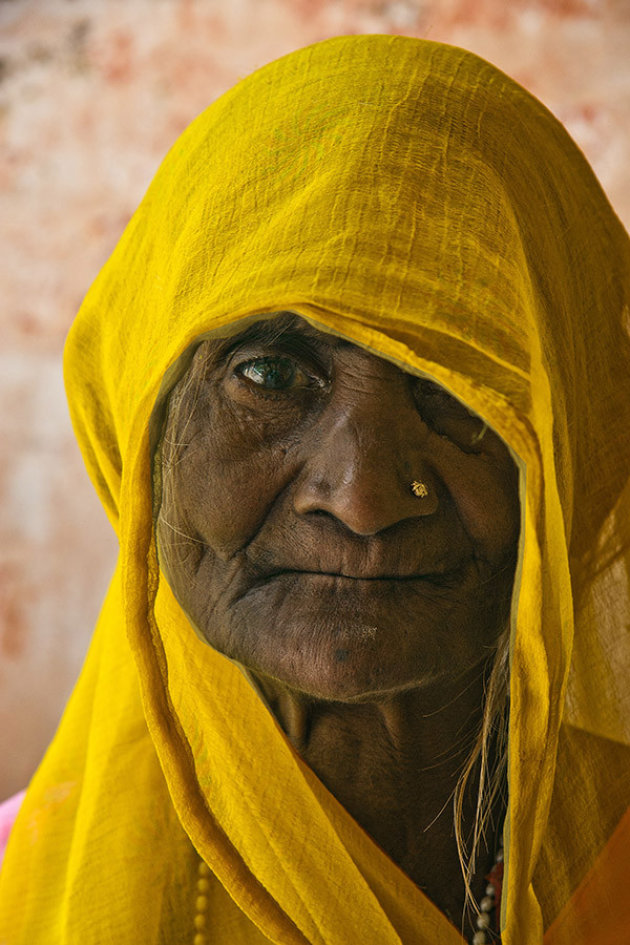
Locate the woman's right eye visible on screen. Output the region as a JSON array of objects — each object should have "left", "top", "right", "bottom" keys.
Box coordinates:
[{"left": 234, "top": 356, "right": 326, "bottom": 393}]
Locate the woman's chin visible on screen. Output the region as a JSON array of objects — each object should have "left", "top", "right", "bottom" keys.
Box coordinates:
[
  {"left": 228, "top": 636, "right": 450, "bottom": 704},
  {"left": 197, "top": 572, "right": 506, "bottom": 703}
]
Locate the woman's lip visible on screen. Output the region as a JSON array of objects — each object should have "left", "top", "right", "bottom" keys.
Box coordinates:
[{"left": 267, "top": 568, "right": 463, "bottom": 584}]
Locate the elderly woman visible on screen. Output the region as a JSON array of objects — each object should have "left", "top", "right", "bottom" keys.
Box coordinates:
[{"left": 1, "top": 34, "right": 630, "bottom": 945}]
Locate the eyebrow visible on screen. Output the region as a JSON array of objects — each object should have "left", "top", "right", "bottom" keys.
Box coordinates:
[{"left": 215, "top": 311, "right": 345, "bottom": 357}]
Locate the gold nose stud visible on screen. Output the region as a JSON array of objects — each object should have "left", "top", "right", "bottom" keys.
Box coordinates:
[{"left": 410, "top": 480, "right": 429, "bottom": 498}]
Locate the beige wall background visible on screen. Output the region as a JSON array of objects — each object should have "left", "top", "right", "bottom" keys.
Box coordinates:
[{"left": 1, "top": 0, "right": 629, "bottom": 801}]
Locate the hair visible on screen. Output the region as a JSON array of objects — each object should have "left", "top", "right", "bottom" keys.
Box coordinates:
[{"left": 454, "top": 625, "right": 510, "bottom": 928}]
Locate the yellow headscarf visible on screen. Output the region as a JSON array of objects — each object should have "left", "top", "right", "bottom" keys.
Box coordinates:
[{"left": 2, "top": 34, "right": 630, "bottom": 945}]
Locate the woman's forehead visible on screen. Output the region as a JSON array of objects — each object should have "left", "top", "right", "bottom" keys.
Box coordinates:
[{"left": 213, "top": 311, "right": 353, "bottom": 353}]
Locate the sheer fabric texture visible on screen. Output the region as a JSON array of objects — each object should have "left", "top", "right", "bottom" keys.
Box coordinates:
[{"left": 1, "top": 34, "right": 630, "bottom": 945}]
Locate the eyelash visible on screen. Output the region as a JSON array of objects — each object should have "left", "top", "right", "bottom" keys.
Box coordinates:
[{"left": 232, "top": 354, "right": 327, "bottom": 397}]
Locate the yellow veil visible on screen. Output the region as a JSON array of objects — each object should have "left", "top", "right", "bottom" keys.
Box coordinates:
[{"left": 2, "top": 35, "right": 630, "bottom": 945}]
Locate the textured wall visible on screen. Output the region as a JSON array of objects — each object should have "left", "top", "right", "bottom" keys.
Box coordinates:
[{"left": 1, "top": 0, "right": 629, "bottom": 800}]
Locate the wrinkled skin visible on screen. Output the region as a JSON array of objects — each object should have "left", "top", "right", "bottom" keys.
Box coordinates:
[{"left": 156, "top": 312, "right": 521, "bottom": 923}]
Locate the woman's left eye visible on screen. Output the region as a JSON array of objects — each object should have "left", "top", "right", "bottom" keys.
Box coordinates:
[
  {"left": 235, "top": 356, "right": 324, "bottom": 392},
  {"left": 413, "top": 379, "right": 487, "bottom": 450}
]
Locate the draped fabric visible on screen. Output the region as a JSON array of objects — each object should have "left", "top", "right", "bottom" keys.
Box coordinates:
[{"left": 1, "top": 34, "right": 630, "bottom": 945}]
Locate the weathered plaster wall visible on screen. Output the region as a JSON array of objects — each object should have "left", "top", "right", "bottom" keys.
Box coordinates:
[{"left": 1, "top": 0, "right": 629, "bottom": 799}]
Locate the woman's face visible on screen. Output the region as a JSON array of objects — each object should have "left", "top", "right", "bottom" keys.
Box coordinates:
[{"left": 156, "top": 313, "right": 521, "bottom": 702}]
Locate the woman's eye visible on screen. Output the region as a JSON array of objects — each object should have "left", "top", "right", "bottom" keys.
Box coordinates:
[
  {"left": 415, "top": 380, "right": 466, "bottom": 414},
  {"left": 414, "top": 380, "right": 486, "bottom": 448},
  {"left": 236, "top": 356, "right": 323, "bottom": 392}
]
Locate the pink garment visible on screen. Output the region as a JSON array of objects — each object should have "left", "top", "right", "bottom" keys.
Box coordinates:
[{"left": 0, "top": 791, "right": 25, "bottom": 866}]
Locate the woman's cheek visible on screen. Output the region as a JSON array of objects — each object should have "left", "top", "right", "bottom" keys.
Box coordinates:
[
  {"left": 433, "top": 449, "right": 520, "bottom": 562},
  {"left": 180, "top": 441, "right": 293, "bottom": 559}
]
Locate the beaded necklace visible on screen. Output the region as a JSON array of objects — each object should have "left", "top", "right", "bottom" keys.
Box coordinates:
[
  {"left": 191, "top": 842, "right": 504, "bottom": 944},
  {"left": 192, "top": 859, "right": 211, "bottom": 945},
  {"left": 471, "top": 840, "right": 504, "bottom": 944}
]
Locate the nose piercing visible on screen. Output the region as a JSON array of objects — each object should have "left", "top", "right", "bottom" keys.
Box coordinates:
[{"left": 410, "top": 480, "right": 429, "bottom": 498}]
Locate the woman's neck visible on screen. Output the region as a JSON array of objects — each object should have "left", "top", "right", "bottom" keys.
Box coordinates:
[{"left": 253, "top": 664, "right": 504, "bottom": 923}]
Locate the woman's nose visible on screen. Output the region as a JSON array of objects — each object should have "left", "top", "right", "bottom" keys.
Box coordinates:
[{"left": 292, "top": 393, "right": 439, "bottom": 536}]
